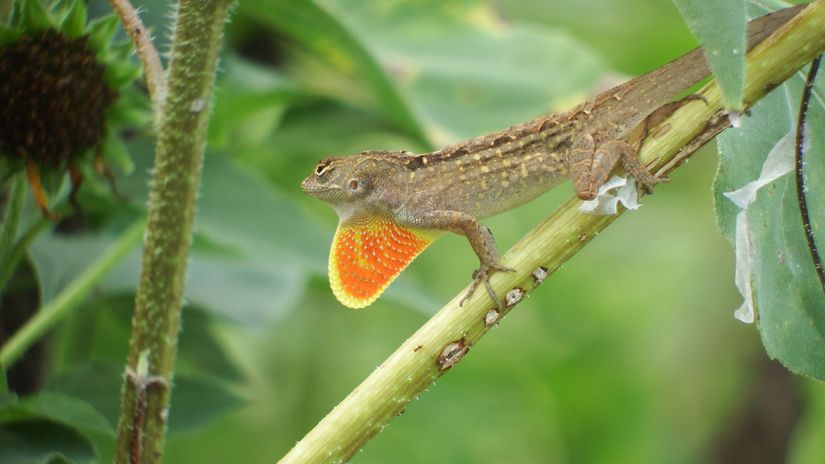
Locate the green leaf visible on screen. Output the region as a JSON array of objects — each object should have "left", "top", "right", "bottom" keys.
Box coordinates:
[
  {"left": 167, "top": 375, "right": 243, "bottom": 432},
  {"left": 19, "top": 0, "right": 53, "bottom": 32},
  {"left": 240, "top": 0, "right": 431, "bottom": 146},
  {"left": 672, "top": 0, "right": 745, "bottom": 109},
  {"left": 713, "top": 72, "right": 825, "bottom": 379},
  {"left": 195, "top": 155, "right": 327, "bottom": 271},
  {"left": 103, "top": 60, "right": 141, "bottom": 89},
  {"left": 244, "top": 0, "right": 605, "bottom": 146},
  {"left": 85, "top": 14, "right": 117, "bottom": 52},
  {"left": 0, "top": 24, "right": 22, "bottom": 44},
  {"left": 106, "top": 87, "right": 152, "bottom": 128},
  {"left": 100, "top": 131, "right": 134, "bottom": 175},
  {"left": 45, "top": 362, "right": 121, "bottom": 429},
  {"left": 176, "top": 306, "right": 244, "bottom": 381},
  {"left": 313, "top": 0, "right": 604, "bottom": 143},
  {"left": 0, "top": 419, "right": 96, "bottom": 464},
  {"left": 59, "top": 0, "right": 86, "bottom": 38},
  {"left": 209, "top": 56, "right": 315, "bottom": 150},
  {"left": 47, "top": 361, "right": 243, "bottom": 434},
  {"left": 0, "top": 392, "right": 113, "bottom": 436}
]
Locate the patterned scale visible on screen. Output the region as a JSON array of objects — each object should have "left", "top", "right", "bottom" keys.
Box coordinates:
[{"left": 329, "top": 217, "right": 441, "bottom": 308}]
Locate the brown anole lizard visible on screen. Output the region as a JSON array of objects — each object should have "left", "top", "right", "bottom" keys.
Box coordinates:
[{"left": 301, "top": 6, "right": 803, "bottom": 309}]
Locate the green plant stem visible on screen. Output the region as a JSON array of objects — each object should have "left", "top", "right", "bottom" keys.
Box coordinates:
[
  {"left": 113, "top": 1, "right": 234, "bottom": 463},
  {"left": 278, "top": 2, "right": 825, "bottom": 463},
  {"left": 0, "top": 218, "right": 144, "bottom": 367}
]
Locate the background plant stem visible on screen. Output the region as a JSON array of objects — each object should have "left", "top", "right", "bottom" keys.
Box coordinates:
[
  {"left": 112, "top": 1, "right": 235, "bottom": 462},
  {"left": 278, "top": 2, "right": 825, "bottom": 462},
  {"left": 0, "top": 218, "right": 144, "bottom": 367}
]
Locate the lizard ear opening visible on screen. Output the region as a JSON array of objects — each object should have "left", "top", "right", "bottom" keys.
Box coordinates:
[{"left": 329, "top": 218, "right": 440, "bottom": 308}]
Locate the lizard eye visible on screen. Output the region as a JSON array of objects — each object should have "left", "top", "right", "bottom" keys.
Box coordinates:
[
  {"left": 315, "top": 163, "right": 331, "bottom": 176},
  {"left": 348, "top": 179, "right": 359, "bottom": 191}
]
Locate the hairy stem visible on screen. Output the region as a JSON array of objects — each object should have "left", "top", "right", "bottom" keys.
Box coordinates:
[
  {"left": 278, "top": 2, "right": 825, "bottom": 462},
  {"left": 0, "top": 219, "right": 144, "bottom": 367},
  {"left": 107, "top": 0, "right": 166, "bottom": 114},
  {"left": 112, "top": 1, "right": 234, "bottom": 462}
]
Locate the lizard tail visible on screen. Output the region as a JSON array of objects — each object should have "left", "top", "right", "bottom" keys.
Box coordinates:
[{"left": 595, "top": 4, "right": 807, "bottom": 126}]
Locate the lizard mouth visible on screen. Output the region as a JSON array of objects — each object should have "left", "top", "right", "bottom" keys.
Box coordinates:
[{"left": 301, "top": 175, "right": 340, "bottom": 199}]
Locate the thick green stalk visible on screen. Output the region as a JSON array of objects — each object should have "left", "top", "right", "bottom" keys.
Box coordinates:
[
  {"left": 278, "top": 2, "right": 825, "bottom": 463},
  {"left": 0, "top": 219, "right": 144, "bottom": 367},
  {"left": 113, "top": 1, "right": 234, "bottom": 463}
]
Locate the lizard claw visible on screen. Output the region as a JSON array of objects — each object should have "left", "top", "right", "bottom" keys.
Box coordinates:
[
  {"left": 637, "top": 165, "right": 670, "bottom": 194},
  {"left": 459, "top": 262, "right": 516, "bottom": 309}
]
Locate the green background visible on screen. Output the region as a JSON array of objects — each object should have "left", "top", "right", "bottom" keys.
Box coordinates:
[{"left": 4, "top": 0, "right": 824, "bottom": 462}]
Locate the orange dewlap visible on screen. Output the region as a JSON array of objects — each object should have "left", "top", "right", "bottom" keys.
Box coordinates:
[{"left": 329, "top": 217, "right": 441, "bottom": 308}]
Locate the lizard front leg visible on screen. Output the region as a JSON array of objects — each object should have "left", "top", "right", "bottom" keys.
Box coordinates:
[{"left": 413, "top": 210, "right": 514, "bottom": 308}]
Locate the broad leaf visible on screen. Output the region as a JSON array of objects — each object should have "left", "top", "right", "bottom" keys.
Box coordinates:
[
  {"left": 239, "top": 0, "right": 430, "bottom": 145},
  {"left": 0, "top": 419, "right": 96, "bottom": 464},
  {"left": 47, "top": 361, "right": 243, "bottom": 434},
  {"left": 243, "top": 0, "right": 605, "bottom": 147},
  {"left": 671, "top": 0, "right": 745, "bottom": 109},
  {"left": 0, "top": 392, "right": 112, "bottom": 436},
  {"left": 713, "top": 70, "right": 825, "bottom": 379}
]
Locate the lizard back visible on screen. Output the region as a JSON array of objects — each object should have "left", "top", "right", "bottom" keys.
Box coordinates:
[{"left": 402, "top": 5, "right": 803, "bottom": 221}]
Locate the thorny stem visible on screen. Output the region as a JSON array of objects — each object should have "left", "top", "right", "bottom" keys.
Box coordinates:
[
  {"left": 112, "top": 1, "right": 235, "bottom": 463},
  {"left": 277, "top": 2, "right": 825, "bottom": 463},
  {"left": 794, "top": 54, "right": 825, "bottom": 293},
  {"left": 107, "top": 0, "right": 166, "bottom": 117}
]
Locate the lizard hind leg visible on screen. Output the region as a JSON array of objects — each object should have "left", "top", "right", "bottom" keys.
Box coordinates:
[
  {"left": 569, "top": 134, "right": 666, "bottom": 200},
  {"left": 571, "top": 97, "right": 704, "bottom": 200},
  {"left": 600, "top": 139, "right": 665, "bottom": 194}
]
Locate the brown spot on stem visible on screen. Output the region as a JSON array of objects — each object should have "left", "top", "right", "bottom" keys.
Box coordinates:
[{"left": 438, "top": 339, "right": 469, "bottom": 371}]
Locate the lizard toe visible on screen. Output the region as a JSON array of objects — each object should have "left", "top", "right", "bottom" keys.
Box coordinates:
[{"left": 492, "top": 263, "right": 516, "bottom": 273}]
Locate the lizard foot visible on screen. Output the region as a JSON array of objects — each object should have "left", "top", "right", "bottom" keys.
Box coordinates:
[
  {"left": 635, "top": 166, "right": 670, "bottom": 194},
  {"left": 459, "top": 262, "right": 516, "bottom": 309}
]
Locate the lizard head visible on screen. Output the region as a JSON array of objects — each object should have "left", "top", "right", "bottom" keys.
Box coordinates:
[
  {"left": 301, "top": 150, "right": 413, "bottom": 219},
  {"left": 302, "top": 150, "right": 439, "bottom": 309}
]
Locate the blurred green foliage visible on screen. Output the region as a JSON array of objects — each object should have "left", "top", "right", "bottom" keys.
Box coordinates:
[{"left": 1, "top": 0, "right": 823, "bottom": 463}]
